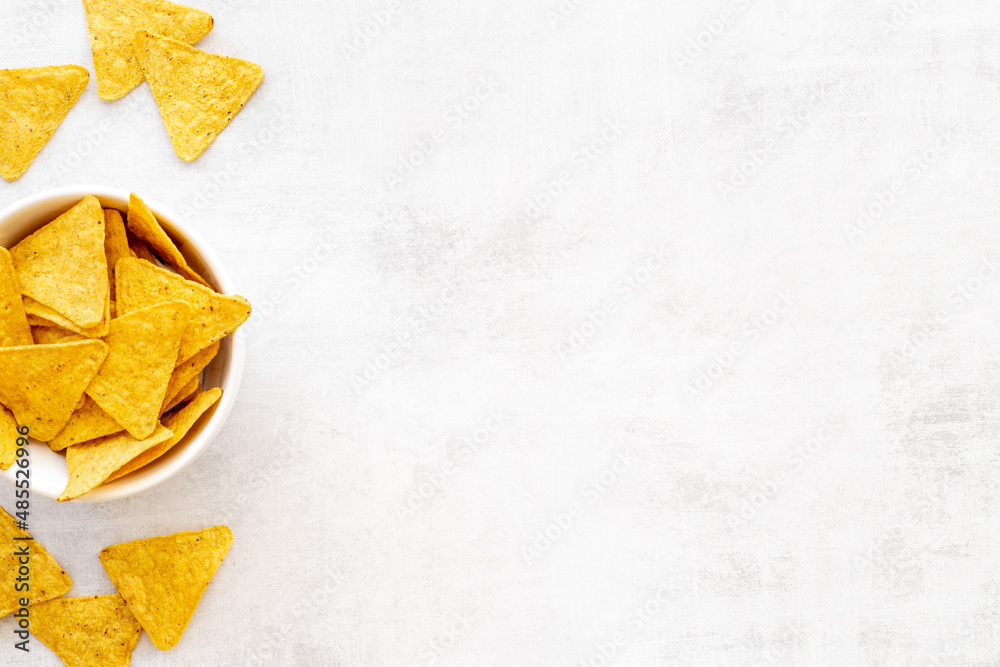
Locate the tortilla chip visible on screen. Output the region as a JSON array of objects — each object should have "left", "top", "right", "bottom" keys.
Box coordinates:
[
  {"left": 161, "top": 340, "right": 218, "bottom": 412},
  {"left": 116, "top": 258, "right": 250, "bottom": 363},
  {"left": 11, "top": 196, "right": 108, "bottom": 328},
  {"left": 0, "top": 406, "right": 18, "bottom": 471},
  {"left": 48, "top": 396, "right": 125, "bottom": 452},
  {"left": 86, "top": 301, "right": 191, "bottom": 439},
  {"left": 31, "top": 594, "right": 142, "bottom": 667},
  {"left": 108, "top": 387, "right": 220, "bottom": 482},
  {"left": 128, "top": 233, "right": 160, "bottom": 263},
  {"left": 127, "top": 193, "right": 210, "bottom": 286},
  {"left": 0, "top": 249, "right": 32, "bottom": 347},
  {"left": 59, "top": 425, "right": 173, "bottom": 501},
  {"left": 133, "top": 30, "right": 264, "bottom": 161},
  {"left": 163, "top": 377, "right": 199, "bottom": 414},
  {"left": 30, "top": 325, "right": 74, "bottom": 345},
  {"left": 83, "top": 0, "right": 214, "bottom": 101},
  {"left": 99, "top": 525, "right": 232, "bottom": 650},
  {"left": 105, "top": 209, "right": 135, "bottom": 302},
  {"left": 23, "top": 293, "right": 111, "bottom": 339},
  {"left": 0, "top": 507, "right": 72, "bottom": 617},
  {"left": 0, "top": 340, "right": 108, "bottom": 441},
  {"left": 0, "top": 66, "right": 90, "bottom": 181}
]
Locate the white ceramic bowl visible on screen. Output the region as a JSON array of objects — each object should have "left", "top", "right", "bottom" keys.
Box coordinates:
[{"left": 0, "top": 186, "right": 245, "bottom": 502}]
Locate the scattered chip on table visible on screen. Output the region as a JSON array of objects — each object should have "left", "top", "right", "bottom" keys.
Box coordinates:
[
  {"left": 0, "top": 507, "right": 72, "bottom": 617},
  {"left": 99, "top": 525, "right": 232, "bottom": 649},
  {"left": 83, "top": 0, "right": 214, "bottom": 100},
  {"left": 0, "top": 66, "right": 89, "bottom": 181},
  {"left": 31, "top": 594, "right": 142, "bottom": 667},
  {"left": 133, "top": 30, "right": 264, "bottom": 161}
]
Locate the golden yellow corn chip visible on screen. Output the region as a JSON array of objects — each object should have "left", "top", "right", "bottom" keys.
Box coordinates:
[
  {"left": 133, "top": 30, "right": 264, "bottom": 161},
  {"left": 161, "top": 340, "right": 218, "bottom": 413},
  {"left": 116, "top": 258, "right": 250, "bottom": 363},
  {"left": 83, "top": 0, "right": 213, "bottom": 100},
  {"left": 104, "top": 209, "right": 135, "bottom": 302},
  {"left": 0, "top": 66, "right": 89, "bottom": 181},
  {"left": 0, "top": 507, "right": 72, "bottom": 617},
  {"left": 0, "top": 249, "right": 32, "bottom": 347},
  {"left": 31, "top": 594, "right": 142, "bottom": 667},
  {"left": 127, "top": 234, "right": 160, "bottom": 264},
  {"left": 23, "top": 293, "right": 111, "bottom": 339},
  {"left": 0, "top": 406, "right": 17, "bottom": 470},
  {"left": 99, "top": 525, "right": 232, "bottom": 650},
  {"left": 0, "top": 340, "right": 108, "bottom": 441},
  {"left": 127, "top": 193, "right": 210, "bottom": 286},
  {"left": 162, "top": 377, "right": 199, "bottom": 414},
  {"left": 48, "top": 396, "right": 125, "bottom": 452},
  {"left": 59, "top": 425, "right": 173, "bottom": 501},
  {"left": 30, "top": 325, "right": 74, "bottom": 345},
  {"left": 11, "top": 196, "right": 108, "bottom": 328},
  {"left": 108, "top": 387, "right": 220, "bottom": 482},
  {"left": 86, "top": 301, "right": 191, "bottom": 439}
]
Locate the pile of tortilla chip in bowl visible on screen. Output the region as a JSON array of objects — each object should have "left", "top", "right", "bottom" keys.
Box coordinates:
[{"left": 0, "top": 186, "right": 249, "bottom": 502}]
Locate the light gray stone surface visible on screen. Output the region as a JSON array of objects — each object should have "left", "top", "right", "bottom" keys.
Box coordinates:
[{"left": 2, "top": 0, "right": 1000, "bottom": 664}]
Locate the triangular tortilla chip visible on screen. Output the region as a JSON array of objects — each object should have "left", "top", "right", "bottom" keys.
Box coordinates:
[
  {"left": 116, "top": 258, "right": 250, "bottom": 363},
  {"left": 86, "top": 301, "right": 191, "bottom": 439},
  {"left": 161, "top": 340, "right": 218, "bottom": 412},
  {"left": 127, "top": 234, "right": 160, "bottom": 264},
  {"left": 0, "top": 249, "right": 32, "bottom": 347},
  {"left": 99, "top": 525, "right": 232, "bottom": 649},
  {"left": 59, "top": 425, "right": 173, "bottom": 501},
  {"left": 105, "top": 208, "right": 135, "bottom": 302},
  {"left": 127, "top": 193, "right": 210, "bottom": 286},
  {"left": 0, "top": 507, "right": 72, "bottom": 617},
  {"left": 0, "top": 66, "right": 89, "bottom": 181},
  {"left": 31, "top": 594, "right": 142, "bottom": 667},
  {"left": 48, "top": 396, "right": 125, "bottom": 452},
  {"left": 11, "top": 196, "right": 108, "bottom": 328},
  {"left": 133, "top": 30, "right": 264, "bottom": 161},
  {"left": 0, "top": 340, "right": 108, "bottom": 441},
  {"left": 108, "top": 387, "right": 220, "bottom": 482},
  {"left": 83, "top": 0, "right": 213, "bottom": 100},
  {"left": 0, "top": 406, "right": 18, "bottom": 470},
  {"left": 23, "top": 292, "right": 111, "bottom": 339},
  {"left": 163, "top": 377, "right": 199, "bottom": 414},
  {"left": 30, "top": 325, "right": 74, "bottom": 345}
]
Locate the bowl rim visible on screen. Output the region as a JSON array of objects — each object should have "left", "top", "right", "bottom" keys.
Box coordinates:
[{"left": 0, "top": 185, "right": 245, "bottom": 502}]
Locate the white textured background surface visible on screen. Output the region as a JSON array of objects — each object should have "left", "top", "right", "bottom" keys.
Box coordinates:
[{"left": 2, "top": 0, "right": 1000, "bottom": 665}]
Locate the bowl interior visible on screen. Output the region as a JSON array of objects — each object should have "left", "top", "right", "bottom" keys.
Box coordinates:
[{"left": 0, "top": 187, "right": 242, "bottom": 502}]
